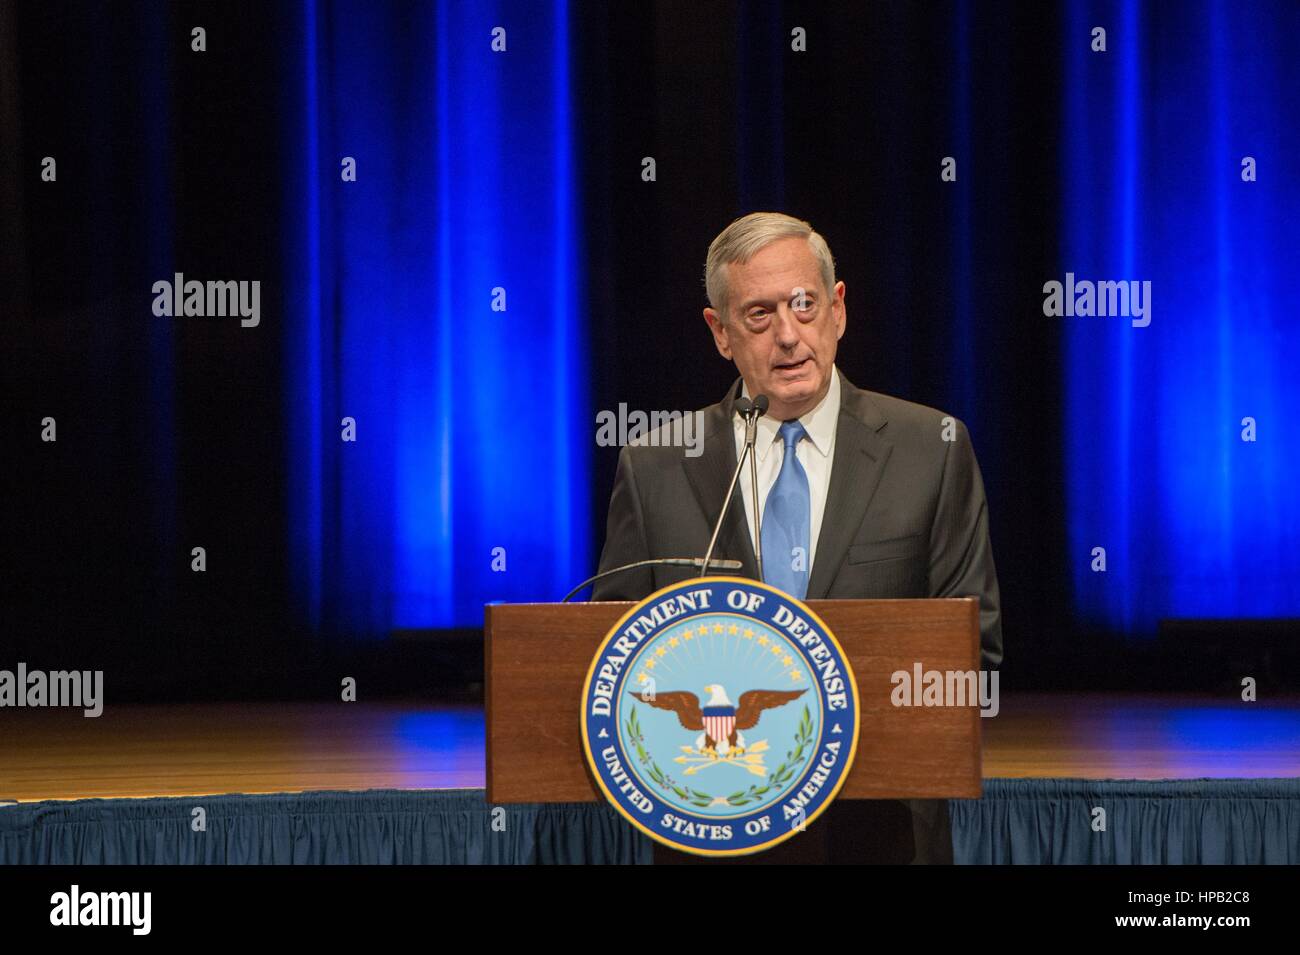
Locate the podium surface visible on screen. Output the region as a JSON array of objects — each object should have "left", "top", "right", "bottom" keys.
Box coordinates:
[{"left": 486, "top": 598, "right": 981, "bottom": 803}]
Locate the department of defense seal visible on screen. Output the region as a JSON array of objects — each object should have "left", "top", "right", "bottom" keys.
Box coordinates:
[{"left": 580, "top": 576, "right": 860, "bottom": 856}]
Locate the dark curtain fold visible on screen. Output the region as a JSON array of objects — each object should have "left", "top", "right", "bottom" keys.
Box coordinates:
[
  {"left": 951, "top": 778, "right": 1300, "bottom": 864},
  {"left": 0, "top": 790, "right": 652, "bottom": 865}
]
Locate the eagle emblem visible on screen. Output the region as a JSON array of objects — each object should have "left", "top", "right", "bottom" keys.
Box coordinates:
[
  {"left": 580, "top": 577, "right": 861, "bottom": 856},
  {"left": 630, "top": 684, "right": 805, "bottom": 774}
]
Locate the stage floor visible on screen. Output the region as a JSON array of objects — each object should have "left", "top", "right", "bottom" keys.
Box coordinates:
[{"left": 3, "top": 693, "right": 1298, "bottom": 802}]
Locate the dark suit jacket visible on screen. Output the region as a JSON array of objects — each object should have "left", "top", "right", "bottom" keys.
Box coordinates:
[{"left": 592, "top": 369, "right": 1002, "bottom": 863}]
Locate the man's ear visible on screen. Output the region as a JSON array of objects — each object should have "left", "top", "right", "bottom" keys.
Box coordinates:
[
  {"left": 832, "top": 281, "right": 847, "bottom": 341},
  {"left": 703, "top": 307, "right": 733, "bottom": 359}
]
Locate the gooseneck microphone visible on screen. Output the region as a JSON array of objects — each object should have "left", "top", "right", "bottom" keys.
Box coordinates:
[
  {"left": 562, "top": 557, "right": 743, "bottom": 603},
  {"left": 563, "top": 392, "right": 766, "bottom": 601},
  {"left": 699, "top": 395, "right": 765, "bottom": 577},
  {"left": 746, "top": 394, "right": 769, "bottom": 580}
]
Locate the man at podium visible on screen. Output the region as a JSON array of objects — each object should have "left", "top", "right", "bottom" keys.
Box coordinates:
[{"left": 592, "top": 211, "right": 1003, "bottom": 864}]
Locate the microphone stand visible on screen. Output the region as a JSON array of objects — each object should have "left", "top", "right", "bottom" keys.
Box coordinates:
[
  {"left": 746, "top": 395, "right": 768, "bottom": 581},
  {"left": 700, "top": 397, "right": 762, "bottom": 577},
  {"left": 566, "top": 394, "right": 761, "bottom": 600},
  {"left": 562, "top": 557, "right": 743, "bottom": 603}
]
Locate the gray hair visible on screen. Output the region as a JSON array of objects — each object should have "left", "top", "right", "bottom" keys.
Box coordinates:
[{"left": 704, "top": 211, "right": 836, "bottom": 319}]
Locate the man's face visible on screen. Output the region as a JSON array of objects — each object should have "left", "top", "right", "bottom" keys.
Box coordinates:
[{"left": 703, "top": 236, "right": 846, "bottom": 422}]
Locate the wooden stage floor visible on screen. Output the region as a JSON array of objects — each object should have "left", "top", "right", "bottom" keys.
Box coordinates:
[{"left": 3, "top": 693, "right": 1298, "bottom": 802}]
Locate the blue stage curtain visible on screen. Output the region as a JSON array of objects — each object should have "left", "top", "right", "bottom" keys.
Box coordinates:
[
  {"left": 1062, "top": 0, "right": 1300, "bottom": 634},
  {"left": 951, "top": 778, "right": 1300, "bottom": 864},
  {"left": 4, "top": 781, "right": 1297, "bottom": 864},
  {"left": 282, "top": 0, "right": 590, "bottom": 640}
]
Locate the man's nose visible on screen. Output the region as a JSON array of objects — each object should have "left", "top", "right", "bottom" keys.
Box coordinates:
[{"left": 771, "top": 307, "right": 800, "bottom": 348}]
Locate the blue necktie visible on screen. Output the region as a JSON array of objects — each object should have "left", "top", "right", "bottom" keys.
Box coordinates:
[{"left": 762, "top": 420, "right": 810, "bottom": 598}]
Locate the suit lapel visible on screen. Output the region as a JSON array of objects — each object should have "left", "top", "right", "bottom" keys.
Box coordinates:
[
  {"left": 682, "top": 373, "right": 891, "bottom": 593},
  {"left": 682, "top": 379, "right": 759, "bottom": 578},
  {"left": 806, "top": 375, "right": 893, "bottom": 599}
]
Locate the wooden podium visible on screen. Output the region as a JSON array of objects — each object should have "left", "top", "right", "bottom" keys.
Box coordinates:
[{"left": 485, "top": 597, "right": 982, "bottom": 862}]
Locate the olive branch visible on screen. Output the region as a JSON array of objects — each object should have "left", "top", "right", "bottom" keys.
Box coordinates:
[
  {"left": 722, "top": 705, "right": 815, "bottom": 807},
  {"left": 626, "top": 706, "right": 714, "bottom": 808},
  {"left": 624, "top": 704, "right": 817, "bottom": 810}
]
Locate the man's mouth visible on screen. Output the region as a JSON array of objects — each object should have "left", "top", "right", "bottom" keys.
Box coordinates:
[{"left": 773, "top": 357, "right": 811, "bottom": 374}]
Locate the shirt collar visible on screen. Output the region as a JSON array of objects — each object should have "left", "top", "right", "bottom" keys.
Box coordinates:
[{"left": 740, "top": 366, "right": 841, "bottom": 464}]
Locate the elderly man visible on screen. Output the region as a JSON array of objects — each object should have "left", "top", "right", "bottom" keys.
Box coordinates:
[{"left": 592, "top": 211, "right": 1002, "bottom": 863}]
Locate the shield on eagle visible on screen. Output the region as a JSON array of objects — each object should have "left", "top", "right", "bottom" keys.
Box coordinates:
[{"left": 702, "top": 705, "right": 735, "bottom": 747}]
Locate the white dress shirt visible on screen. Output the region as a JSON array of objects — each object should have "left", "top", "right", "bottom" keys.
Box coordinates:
[{"left": 733, "top": 368, "right": 841, "bottom": 578}]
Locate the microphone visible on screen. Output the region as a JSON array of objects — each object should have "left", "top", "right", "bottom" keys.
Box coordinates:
[
  {"left": 746, "top": 395, "right": 769, "bottom": 580},
  {"left": 562, "top": 557, "right": 743, "bottom": 603},
  {"left": 699, "top": 395, "right": 761, "bottom": 576}
]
